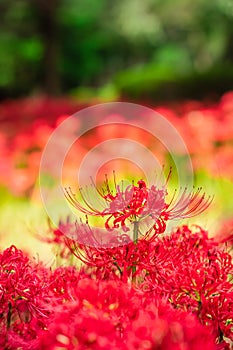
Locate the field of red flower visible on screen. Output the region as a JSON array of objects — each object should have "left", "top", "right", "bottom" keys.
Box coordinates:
[
  {"left": 1, "top": 92, "right": 233, "bottom": 195},
  {"left": 0, "top": 93, "right": 233, "bottom": 349}
]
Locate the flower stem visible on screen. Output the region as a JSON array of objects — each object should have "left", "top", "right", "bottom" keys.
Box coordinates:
[
  {"left": 7, "top": 302, "right": 12, "bottom": 329},
  {"left": 133, "top": 220, "right": 139, "bottom": 244},
  {"left": 132, "top": 221, "right": 139, "bottom": 283}
]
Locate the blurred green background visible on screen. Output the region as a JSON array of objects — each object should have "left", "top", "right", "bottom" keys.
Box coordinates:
[{"left": 0, "top": 0, "right": 233, "bottom": 102}]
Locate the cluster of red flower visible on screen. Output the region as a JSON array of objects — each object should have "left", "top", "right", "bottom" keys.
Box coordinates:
[
  {"left": 158, "top": 91, "right": 233, "bottom": 178},
  {"left": 0, "top": 93, "right": 233, "bottom": 348},
  {"left": 0, "top": 92, "right": 233, "bottom": 195},
  {"left": 1, "top": 224, "right": 232, "bottom": 349},
  {"left": 0, "top": 97, "right": 80, "bottom": 195},
  {"left": 1, "top": 176, "right": 232, "bottom": 349}
]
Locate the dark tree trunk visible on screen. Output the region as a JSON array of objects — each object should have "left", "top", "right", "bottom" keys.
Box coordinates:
[
  {"left": 225, "top": 30, "right": 233, "bottom": 63},
  {"left": 32, "top": 0, "right": 60, "bottom": 95}
]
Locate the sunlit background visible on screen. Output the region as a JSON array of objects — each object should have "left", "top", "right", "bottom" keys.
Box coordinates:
[{"left": 0, "top": 0, "right": 233, "bottom": 261}]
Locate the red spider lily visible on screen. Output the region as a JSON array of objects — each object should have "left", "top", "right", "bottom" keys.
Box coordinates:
[
  {"left": 0, "top": 246, "right": 50, "bottom": 322},
  {"left": 66, "top": 233, "right": 153, "bottom": 281},
  {"left": 1, "top": 92, "right": 233, "bottom": 196},
  {"left": 0, "top": 246, "right": 94, "bottom": 349},
  {"left": 38, "top": 277, "right": 217, "bottom": 350},
  {"left": 64, "top": 175, "right": 165, "bottom": 231},
  {"left": 48, "top": 266, "right": 85, "bottom": 303},
  {"left": 63, "top": 223, "right": 233, "bottom": 344},
  {"left": 125, "top": 302, "right": 217, "bottom": 350},
  {"left": 142, "top": 225, "right": 233, "bottom": 345},
  {"left": 0, "top": 234, "right": 230, "bottom": 349},
  {"left": 64, "top": 172, "right": 213, "bottom": 239},
  {"left": 61, "top": 215, "right": 170, "bottom": 281},
  {"left": 0, "top": 246, "right": 51, "bottom": 349}
]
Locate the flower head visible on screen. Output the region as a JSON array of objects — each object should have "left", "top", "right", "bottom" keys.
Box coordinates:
[{"left": 64, "top": 171, "right": 212, "bottom": 239}]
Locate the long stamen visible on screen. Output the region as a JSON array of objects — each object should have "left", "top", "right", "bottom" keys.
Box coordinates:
[{"left": 64, "top": 172, "right": 213, "bottom": 239}]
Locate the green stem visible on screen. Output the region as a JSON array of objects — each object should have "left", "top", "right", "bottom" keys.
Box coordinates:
[
  {"left": 7, "top": 302, "right": 12, "bottom": 330},
  {"left": 5, "top": 302, "right": 12, "bottom": 346},
  {"left": 132, "top": 221, "right": 139, "bottom": 283},
  {"left": 133, "top": 220, "right": 139, "bottom": 244},
  {"left": 113, "top": 260, "right": 123, "bottom": 276}
]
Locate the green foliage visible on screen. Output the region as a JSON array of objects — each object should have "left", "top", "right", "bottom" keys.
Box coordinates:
[
  {"left": 114, "top": 63, "right": 233, "bottom": 101},
  {"left": 0, "top": 0, "right": 232, "bottom": 98}
]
